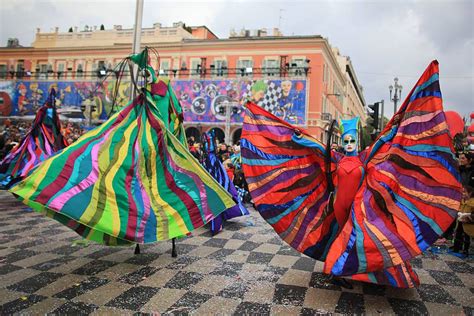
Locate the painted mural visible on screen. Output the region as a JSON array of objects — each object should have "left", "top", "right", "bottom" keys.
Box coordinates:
[
  {"left": 0, "top": 79, "right": 307, "bottom": 125},
  {"left": 174, "top": 79, "right": 307, "bottom": 125}
]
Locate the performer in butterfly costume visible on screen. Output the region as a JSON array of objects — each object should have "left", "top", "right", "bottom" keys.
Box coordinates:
[
  {"left": 0, "top": 89, "right": 68, "bottom": 189},
  {"left": 241, "top": 61, "right": 462, "bottom": 288},
  {"left": 200, "top": 131, "right": 249, "bottom": 235},
  {"left": 10, "top": 48, "right": 236, "bottom": 246}
]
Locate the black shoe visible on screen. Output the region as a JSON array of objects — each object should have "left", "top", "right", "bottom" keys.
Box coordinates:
[{"left": 331, "top": 277, "right": 354, "bottom": 289}]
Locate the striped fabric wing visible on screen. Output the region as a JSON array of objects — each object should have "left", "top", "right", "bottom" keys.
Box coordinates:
[
  {"left": 201, "top": 143, "right": 249, "bottom": 235},
  {"left": 146, "top": 79, "right": 186, "bottom": 144},
  {"left": 241, "top": 102, "right": 339, "bottom": 260},
  {"left": 10, "top": 94, "right": 236, "bottom": 245},
  {"left": 323, "top": 61, "right": 462, "bottom": 279},
  {"left": 0, "top": 105, "right": 68, "bottom": 188}
]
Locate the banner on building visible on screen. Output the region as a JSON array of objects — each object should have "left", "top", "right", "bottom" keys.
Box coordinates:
[{"left": 0, "top": 79, "right": 307, "bottom": 125}]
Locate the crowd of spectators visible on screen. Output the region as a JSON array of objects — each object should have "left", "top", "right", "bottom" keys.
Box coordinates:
[
  {"left": 0, "top": 119, "right": 87, "bottom": 160},
  {"left": 188, "top": 136, "right": 251, "bottom": 204}
]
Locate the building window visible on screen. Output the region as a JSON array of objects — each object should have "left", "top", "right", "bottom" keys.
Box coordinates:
[
  {"left": 290, "top": 58, "right": 305, "bottom": 76},
  {"left": 213, "top": 59, "right": 228, "bottom": 77},
  {"left": 262, "top": 59, "right": 278, "bottom": 76},
  {"left": 0, "top": 65, "right": 7, "bottom": 79},
  {"left": 333, "top": 84, "right": 343, "bottom": 103},
  {"left": 237, "top": 59, "right": 253, "bottom": 77},
  {"left": 190, "top": 59, "right": 201, "bottom": 77},
  {"left": 76, "top": 64, "right": 84, "bottom": 78},
  {"left": 160, "top": 59, "right": 170, "bottom": 76},
  {"left": 16, "top": 60, "right": 25, "bottom": 79}
]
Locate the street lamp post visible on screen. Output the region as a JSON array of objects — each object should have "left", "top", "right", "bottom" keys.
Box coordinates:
[
  {"left": 324, "top": 93, "right": 341, "bottom": 143},
  {"left": 389, "top": 77, "right": 402, "bottom": 114}
]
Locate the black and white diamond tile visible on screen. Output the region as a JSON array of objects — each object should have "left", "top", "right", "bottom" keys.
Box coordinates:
[{"left": 0, "top": 191, "right": 472, "bottom": 315}]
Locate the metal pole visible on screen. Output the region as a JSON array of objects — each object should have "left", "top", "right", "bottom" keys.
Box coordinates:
[
  {"left": 225, "top": 102, "right": 232, "bottom": 144},
  {"left": 89, "top": 101, "right": 92, "bottom": 127},
  {"left": 380, "top": 99, "right": 385, "bottom": 130},
  {"left": 394, "top": 95, "right": 397, "bottom": 114},
  {"left": 132, "top": 0, "right": 144, "bottom": 55},
  {"left": 131, "top": 0, "right": 144, "bottom": 101}
]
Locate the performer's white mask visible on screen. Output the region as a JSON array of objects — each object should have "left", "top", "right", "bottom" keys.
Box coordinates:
[{"left": 343, "top": 135, "right": 357, "bottom": 154}]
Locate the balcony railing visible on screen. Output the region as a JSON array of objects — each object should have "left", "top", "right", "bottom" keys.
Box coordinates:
[{"left": 0, "top": 66, "right": 311, "bottom": 81}]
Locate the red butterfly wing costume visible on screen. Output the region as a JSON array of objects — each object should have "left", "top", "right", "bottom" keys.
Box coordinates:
[{"left": 241, "top": 61, "right": 462, "bottom": 287}]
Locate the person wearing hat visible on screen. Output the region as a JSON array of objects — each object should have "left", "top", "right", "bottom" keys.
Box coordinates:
[{"left": 451, "top": 185, "right": 473, "bottom": 256}]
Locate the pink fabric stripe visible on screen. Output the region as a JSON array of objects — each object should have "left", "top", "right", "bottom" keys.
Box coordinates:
[
  {"left": 164, "top": 140, "right": 213, "bottom": 222},
  {"left": 399, "top": 110, "right": 441, "bottom": 127},
  {"left": 47, "top": 128, "right": 114, "bottom": 211}
]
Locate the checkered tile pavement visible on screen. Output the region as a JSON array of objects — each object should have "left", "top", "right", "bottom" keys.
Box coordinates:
[{"left": 0, "top": 191, "right": 473, "bottom": 315}]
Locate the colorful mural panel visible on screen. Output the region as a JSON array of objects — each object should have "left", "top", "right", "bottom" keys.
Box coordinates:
[
  {"left": 174, "top": 79, "right": 307, "bottom": 125},
  {"left": 0, "top": 78, "right": 307, "bottom": 125}
]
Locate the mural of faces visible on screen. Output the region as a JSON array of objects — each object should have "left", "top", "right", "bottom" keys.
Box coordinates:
[
  {"left": 1, "top": 79, "right": 307, "bottom": 125},
  {"left": 281, "top": 80, "right": 292, "bottom": 96}
]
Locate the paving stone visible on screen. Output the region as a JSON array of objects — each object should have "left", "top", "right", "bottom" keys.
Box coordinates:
[
  {"left": 165, "top": 255, "right": 200, "bottom": 270},
  {"left": 53, "top": 277, "right": 109, "bottom": 299},
  {"left": 0, "top": 294, "right": 47, "bottom": 314},
  {"left": 193, "top": 296, "right": 240, "bottom": 315},
  {"left": 246, "top": 251, "right": 274, "bottom": 264},
  {"left": 202, "top": 237, "right": 229, "bottom": 248},
  {"left": 388, "top": 297, "right": 429, "bottom": 315},
  {"left": 233, "top": 301, "right": 271, "bottom": 315},
  {"left": 163, "top": 271, "right": 204, "bottom": 290},
  {"left": 238, "top": 240, "right": 260, "bottom": 251},
  {"left": 445, "top": 260, "right": 474, "bottom": 274},
  {"left": 124, "top": 252, "right": 161, "bottom": 266},
  {"left": 118, "top": 266, "right": 158, "bottom": 285},
  {"left": 291, "top": 257, "right": 316, "bottom": 272},
  {"left": 140, "top": 288, "right": 186, "bottom": 314},
  {"left": 51, "top": 301, "right": 99, "bottom": 315},
  {"left": 7, "top": 271, "right": 64, "bottom": 293},
  {"left": 105, "top": 286, "right": 160, "bottom": 310},
  {"left": 2, "top": 249, "right": 37, "bottom": 263},
  {"left": 165, "top": 291, "right": 212, "bottom": 314},
  {"left": 416, "top": 283, "right": 458, "bottom": 305},
  {"left": 0, "top": 263, "right": 23, "bottom": 275},
  {"left": 217, "top": 281, "right": 250, "bottom": 299},
  {"left": 427, "top": 270, "right": 464, "bottom": 286},
  {"left": 273, "top": 284, "right": 307, "bottom": 306},
  {"left": 30, "top": 255, "right": 77, "bottom": 271},
  {"left": 71, "top": 260, "right": 117, "bottom": 275},
  {"left": 334, "top": 291, "right": 365, "bottom": 314}
]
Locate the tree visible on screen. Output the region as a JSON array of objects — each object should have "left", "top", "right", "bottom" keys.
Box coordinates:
[
  {"left": 100, "top": 24, "right": 105, "bottom": 31},
  {"left": 68, "top": 27, "right": 73, "bottom": 32}
]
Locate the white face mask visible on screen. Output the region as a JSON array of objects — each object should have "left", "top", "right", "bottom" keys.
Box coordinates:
[{"left": 343, "top": 135, "right": 357, "bottom": 153}]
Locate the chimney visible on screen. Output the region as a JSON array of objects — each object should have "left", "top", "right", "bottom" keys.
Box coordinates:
[
  {"left": 36, "top": 28, "right": 41, "bottom": 33},
  {"left": 153, "top": 22, "right": 162, "bottom": 28},
  {"left": 55, "top": 27, "right": 59, "bottom": 33}
]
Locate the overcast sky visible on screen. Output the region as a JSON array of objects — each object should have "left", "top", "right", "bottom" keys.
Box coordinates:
[{"left": 1, "top": 0, "right": 472, "bottom": 118}]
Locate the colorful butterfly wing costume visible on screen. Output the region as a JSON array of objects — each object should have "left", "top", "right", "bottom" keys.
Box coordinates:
[
  {"left": 10, "top": 51, "right": 236, "bottom": 246},
  {"left": 201, "top": 132, "right": 249, "bottom": 235},
  {"left": 241, "top": 61, "right": 462, "bottom": 287},
  {"left": 0, "top": 90, "right": 68, "bottom": 189}
]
